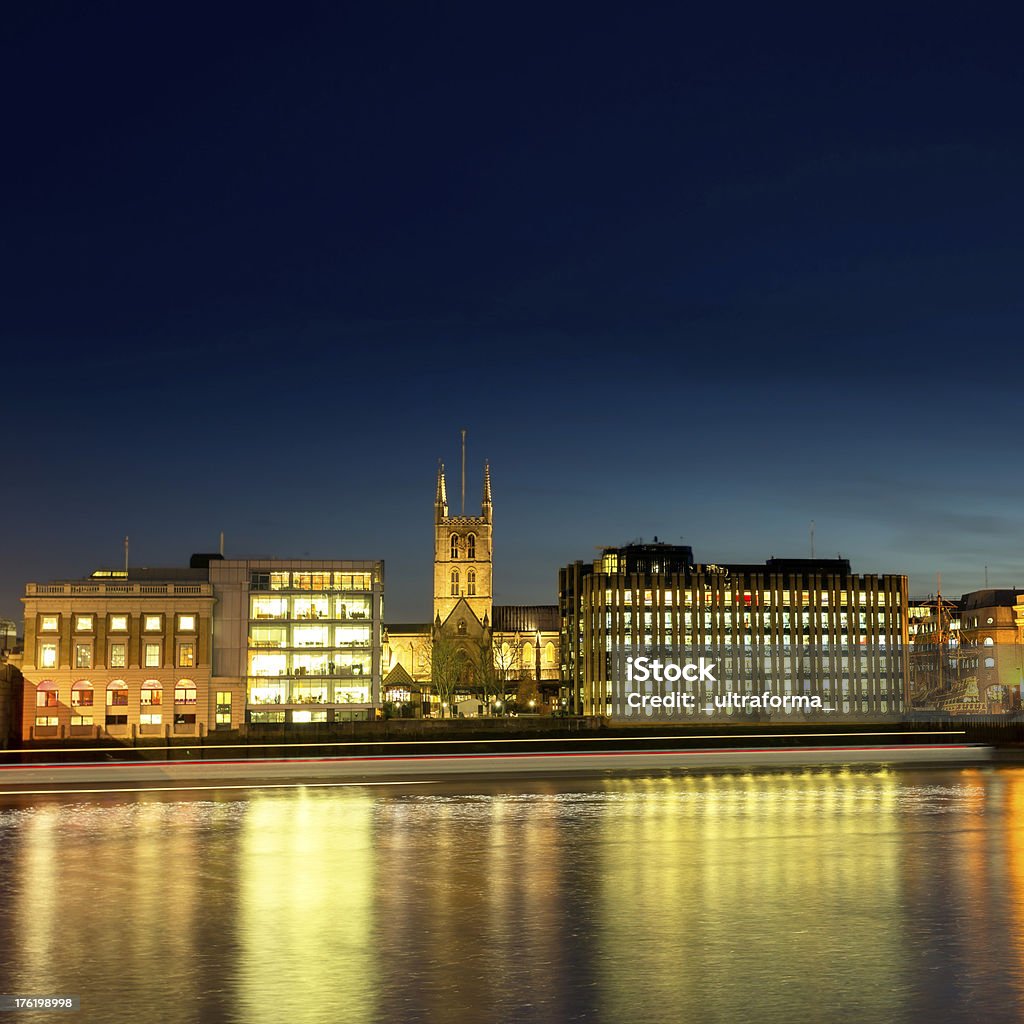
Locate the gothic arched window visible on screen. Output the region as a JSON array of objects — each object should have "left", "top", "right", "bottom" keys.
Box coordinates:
[
  {"left": 467, "top": 534, "right": 476, "bottom": 559},
  {"left": 450, "top": 569, "right": 460, "bottom": 597},
  {"left": 450, "top": 534, "right": 460, "bottom": 559},
  {"left": 467, "top": 569, "right": 476, "bottom": 596}
]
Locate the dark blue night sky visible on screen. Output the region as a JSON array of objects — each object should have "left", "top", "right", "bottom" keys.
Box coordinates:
[{"left": 3, "top": 3, "right": 1024, "bottom": 622}]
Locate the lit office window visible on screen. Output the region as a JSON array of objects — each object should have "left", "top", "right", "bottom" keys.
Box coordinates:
[
  {"left": 74, "top": 615, "right": 94, "bottom": 632},
  {"left": 40, "top": 643, "right": 58, "bottom": 669},
  {"left": 36, "top": 681, "right": 59, "bottom": 708},
  {"left": 109, "top": 643, "right": 127, "bottom": 668},
  {"left": 71, "top": 681, "right": 94, "bottom": 707},
  {"left": 177, "top": 614, "right": 196, "bottom": 632},
  {"left": 252, "top": 596, "right": 289, "bottom": 619},
  {"left": 107, "top": 681, "right": 129, "bottom": 707},
  {"left": 216, "top": 691, "right": 232, "bottom": 725},
  {"left": 145, "top": 643, "right": 161, "bottom": 668},
  {"left": 109, "top": 615, "right": 129, "bottom": 632},
  {"left": 144, "top": 615, "right": 162, "bottom": 632},
  {"left": 141, "top": 681, "right": 162, "bottom": 706},
  {"left": 175, "top": 681, "right": 197, "bottom": 705},
  {"left": 40, "top": 615, "right": 59, "bottom": 632}
]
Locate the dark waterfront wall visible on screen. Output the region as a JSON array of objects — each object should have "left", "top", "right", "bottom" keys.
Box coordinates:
[
  {"left": 0, "top": 661, "right": 24, "bottom": 749},
  {"left": 7, "top": 714, "right": 1024, "bottom": 761}
]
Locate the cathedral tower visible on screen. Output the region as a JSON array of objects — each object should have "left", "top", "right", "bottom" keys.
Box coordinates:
[{"left": 433, "top": 460, "right": 493, "bottom": 626}]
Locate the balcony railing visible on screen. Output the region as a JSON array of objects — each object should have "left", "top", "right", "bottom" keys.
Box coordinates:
[{"left": 27, "top": 582, "right": 213, "bottom": 597}]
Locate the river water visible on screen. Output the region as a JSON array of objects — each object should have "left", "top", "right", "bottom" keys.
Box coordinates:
[{"left": 2, "top": 766, "right": 1023, "bottom": 1023}]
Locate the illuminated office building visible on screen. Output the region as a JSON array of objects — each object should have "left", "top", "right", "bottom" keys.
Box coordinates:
[
  {"left": 559, "top": 543, "right": 909, "bottom": 717},
  {"left": 209, "top": 558, "right": 384, "bottom": 724},
  {"left": 15, "top": 554, "right": 384, "bottom": 739}
]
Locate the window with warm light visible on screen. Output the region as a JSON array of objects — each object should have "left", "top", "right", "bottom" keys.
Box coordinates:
[
  {"left": 109, "top": 643, "right": 126, "bottom": 668},
  {"left": 292, "top": 709, "right": 328, "bottom": 723},
  {"left": 40, "top": 615, "right": 59, "bottom": 632},
  {"left": 250, "top": 652, "right": 286, "bottom": 676},
  {"left": 335, "top": 597, "right": 370, "bottom": 619},
  {"left": 175, "top": 682, "right": 197, "bottom": 705},
  {"left": 250, "top": 711, "right": 285, "bottom": 723},
  {"left": 293, "top": 597, "right": 329, "bottom": 620},
  {"left": 145, "top": 643, "right": 161, "bottom": 668},
  {"left": 36, "top": 683, "right": 58, "bottom": 708},
  {"left": 252, "top": 595, "right": 289, "bottom": 619},
  {"left": 249, "top": 682, "right": 286, "bottom": 704},
  {"left": 293, "top": 626, "right": 328, "bottom": 647},
  {"left": 71, "top": 715, "right": 93, "bottom": 727},
  {"left": 216, "top": 691, "right": 232, "bottom": 725},
  {"left": 107, "top": 682, "right": 129, "bottom": 707},
  {"left": 75, "top": 643, "right": 92, "bottom": 669},
  {"left": 177, "top": 614, "right": 196, "bottom": 632},
  {"left": 144, "top": 615, "right": 162, "bottom": 632},
  {"left": 335, "top": 625, "right": 370, "bottom": 647},
  {"left": 39, "top": 643, "right": 57, "bottom": 669},
  {"left": 178, "top": 642, "right": 195, "bottom": 668},
  {"left": 71, "top": 682, "right": 94, "bottom": 707},
  {"left": 74, "top": 615, "right": 94, "bottom": 632},
  {"left": 109, "top": 614, "right": 129, "bottom": 632},
  {"left": 292, "top": 683, "right": 327, "bottom": 704},
  {"left": 251, "top": 626, "right": 287, "bottom": 648},
  {"left": 141, "top": 683, "right": 162, "bottom": 706}
]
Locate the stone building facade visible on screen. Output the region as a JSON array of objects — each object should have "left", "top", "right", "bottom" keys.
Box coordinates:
[
  {"left": 384, "top": 461, "right": 561, "bottom": 714},
  {"left": 19, "top": 569, "right": 219, "bottom": 740},
  {"left": 909, "top": 589, "right": 1024, "bottom": 713}
]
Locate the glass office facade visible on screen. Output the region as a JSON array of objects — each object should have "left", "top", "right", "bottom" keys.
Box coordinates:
[{"left": 245, "top": 568, "right": 381, "bottom": 720}]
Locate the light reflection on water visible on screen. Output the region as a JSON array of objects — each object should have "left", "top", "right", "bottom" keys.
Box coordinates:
[{"left": 2, "top": 768, "right": 1024, "bottom": 1023}]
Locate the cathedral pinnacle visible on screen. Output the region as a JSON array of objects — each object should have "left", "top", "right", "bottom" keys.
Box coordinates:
[
  {"left": 435, "top": 461, "right": 448, "bottom": 514},
  {"left": 482, "top": 460, "right": 492, "bottom": 508}
]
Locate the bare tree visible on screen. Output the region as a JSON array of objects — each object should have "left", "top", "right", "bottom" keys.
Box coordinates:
[
  {"left": 426, "top": 630, "right": 461, "bottom": 717},
  {"left": 489, "top": 634, "right": 525, "bottom": 713},
  {"left": 469, "top": 636, "right": 502, "bottom": 712},
  {"left": 516, "top": 671, "right": 543, "bottom": 714}
]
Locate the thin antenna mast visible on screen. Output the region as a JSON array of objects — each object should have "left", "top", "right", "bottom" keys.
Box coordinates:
[
  {"left": 810, "top": 521, "right": 815, "bottom": 559},
  {"left": 460, "top": 428, "right": 467, "bottom": 516},
  {"left": 220, "top": 531, "right": 225, "bottom": 557},
  {"left": 124, "top": 536, "right": 129, "bottom": 574}
]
